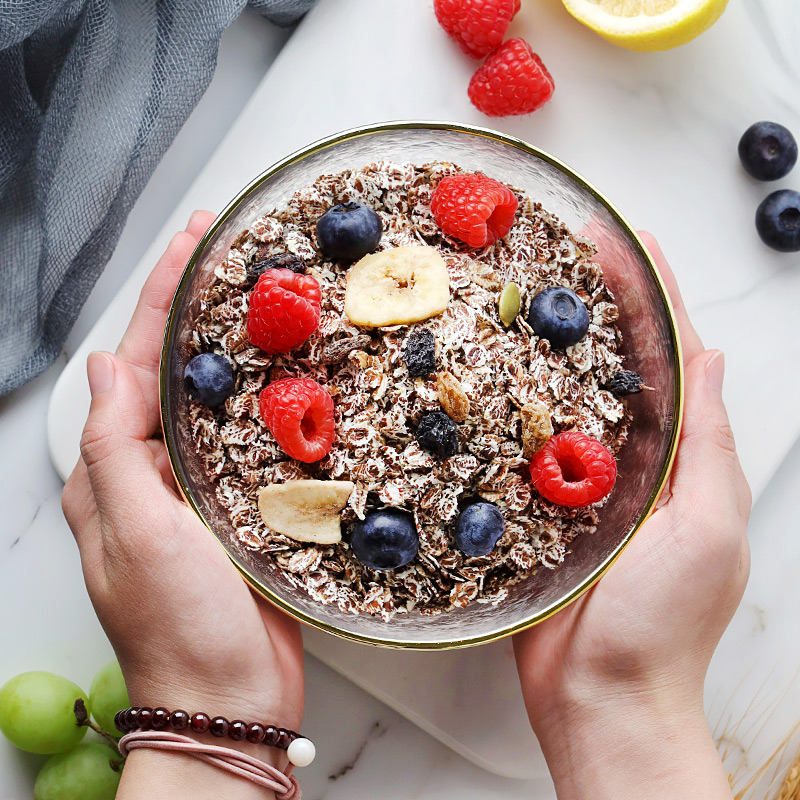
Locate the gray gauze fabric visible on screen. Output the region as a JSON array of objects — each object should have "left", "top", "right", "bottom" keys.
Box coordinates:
[{"left": 0, "top": 0, "right": 316, "bottom": 396}]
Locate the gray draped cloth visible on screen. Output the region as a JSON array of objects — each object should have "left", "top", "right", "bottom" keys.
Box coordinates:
[{"left": 0, "top": 0, "right": 316, "bottom": 395}]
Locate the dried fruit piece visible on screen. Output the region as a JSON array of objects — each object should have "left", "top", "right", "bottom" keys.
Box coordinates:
[
  {"left": 257, "top": 480, "right": 354, "bottom": 544},
  {"left": 606, "top": 370, "right": 644, "bottom": 395},
  {"left": 320, "top": 334, "right": 372, "bottom": 365},
  {"left": 246, "top": 251, "right": 306, "bottom": 286},
  {"left": 403, "top": 329, "right": 437, "bottom": 378},
  {"left": 416, "top": 411, "right": 459, "bottom": 459},
  {"left": 520, "top": 400, "right": 553, "bottom": 457},
  {"left": 498, "top": 282, "right": 521, "bottom": 327},
  {"left": 437, "top": 371, "right": 470, "bottom": 422},
  {"left": 344, "top": 246, "right": 450, "bottom": 327}
]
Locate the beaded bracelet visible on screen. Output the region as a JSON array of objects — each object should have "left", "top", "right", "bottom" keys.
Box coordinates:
[{"left": 115, "top": 707, "right": 315, "bottom": 767}]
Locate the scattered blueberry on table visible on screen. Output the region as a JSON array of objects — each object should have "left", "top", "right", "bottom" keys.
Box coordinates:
[
  {"left": 755, "top": 189, "right": 800, "bottom": 253},
  {"left": 738, "top": 121, "right": 798, "bottom": 181}
]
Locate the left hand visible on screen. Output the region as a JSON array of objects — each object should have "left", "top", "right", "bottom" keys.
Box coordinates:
[{"left": 62, "top": 211, "right": 304, "bottom": 736}]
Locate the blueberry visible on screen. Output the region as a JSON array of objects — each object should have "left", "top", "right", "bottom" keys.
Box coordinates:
[
  {"left": 184, "top": 353, "right": 235, "bottom": 406},
  {"left": 606, "top": 370, "right": 644, "bottom": 396},
  {"left": 738, "top": 121, "right": 798, "bottom": 181},
  {"left": 403, "top": 329, "right": 437, "bottom": 378},
  {"left": 246, "top": 251, "right": 306, "bottom": 286},
  {"left": 350, "top": 509, "right": 419, "bottom": 571},
  {"left": 416, "top": 411, "right": 459, "bottom": 459},
  {"left": 454, "top": 502, "right": 505, "bottom": 557},
  {"left": 316, "top": 202, "right": 382, "bottom": 262},
  {"left": 755, "top": 189, "right": 800, "bottom": 252},
  {"left": 527, "top": 286, "right": 590, "bottom": 349}
]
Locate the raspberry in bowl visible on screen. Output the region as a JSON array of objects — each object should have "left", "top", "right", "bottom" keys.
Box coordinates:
[{"left": 160, "top": 122, "right": 682, "bottom": 649}]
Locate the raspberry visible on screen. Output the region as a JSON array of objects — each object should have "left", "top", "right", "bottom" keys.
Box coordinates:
[
  {"left": 529, "top": 431, "right": 616, "bottom": 508},
  {"left": 430, "top": 173, "right": 518, "bottom": 248},
  {"left": 259, "top": 378, "right": 335, "bottom": 463},
  {"left": 433, "top": 0, "right": 520, "bottom": 59},
  {"left": 246, "top": 269, "right": 321, "bottom": 354},
  {"left": 468, "top": 38, "right": 555, "bottom": 117}
]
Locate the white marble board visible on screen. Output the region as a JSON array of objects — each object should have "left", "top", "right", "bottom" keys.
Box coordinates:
[{"left": 42, "top": 0, "right": 800, "bottom": 787}]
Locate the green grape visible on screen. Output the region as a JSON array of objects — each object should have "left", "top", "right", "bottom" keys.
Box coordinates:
[
  {"left": 0, "top": 672, "right": 89, "bottom": 754},
  {"left": 89, "top": 661, "right": 129, "bottom": 736},
  {"left": 34, "top": 742, "right": 122, "bottom": 800}
]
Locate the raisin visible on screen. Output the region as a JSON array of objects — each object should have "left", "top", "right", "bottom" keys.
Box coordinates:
[
  {"left": 403, "top": 329, "right": 437, "bottom": 378},
  {"left": 606, "top": 370, "right": 644, "bottom": 395},
  {"left": 416, "top": 411, "right": 459, "bottom": 459},
  {"left": 320, "top": 334, "right": 371, "bottom": 364},
  {"left": 246, "top": 251, "right": 307, "bottom": 286}
]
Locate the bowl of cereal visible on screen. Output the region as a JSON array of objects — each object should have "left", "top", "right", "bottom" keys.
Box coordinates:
[{"left": 160, "top": 121, "right": 682, "bottom": 649}]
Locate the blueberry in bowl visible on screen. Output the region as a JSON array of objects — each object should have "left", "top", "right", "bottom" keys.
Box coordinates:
[
  {"left": 527, "top": 286, "right": 590, "bottom": 349},
  {"left": 316, "top": 202, "right": 382, "bottom": 261},
  {"left": 350, "top": 509, "right": 419, "bottom": 571},
  {"left": 454, "top": 502, "right": 505, "bottom": 557}
]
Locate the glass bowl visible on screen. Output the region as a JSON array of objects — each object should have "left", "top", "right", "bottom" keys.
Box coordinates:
[{"left": 160, "top": 121, "right": 683, "bottom": 650}]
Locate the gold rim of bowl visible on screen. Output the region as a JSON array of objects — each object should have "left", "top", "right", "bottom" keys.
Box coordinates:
[{"left": 159, "top": 120, "right": 684, "bottom": 650}]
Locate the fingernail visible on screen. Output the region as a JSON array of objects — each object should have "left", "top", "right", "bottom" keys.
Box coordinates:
[
  {"left": 705, "top": 350, "right": 725, "bottom": 393},
  {"left": 87, "top": 352, "right": 114, "bottom": 397}
]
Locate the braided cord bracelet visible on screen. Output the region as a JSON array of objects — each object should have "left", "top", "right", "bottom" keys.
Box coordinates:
[{"left": 118, "top": 730, "right": 301, "bottom": 799}]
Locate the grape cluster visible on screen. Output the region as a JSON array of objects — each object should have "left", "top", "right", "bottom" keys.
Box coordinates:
[{"left": 0, "top": 661, "right": 129, "bottom": 799}]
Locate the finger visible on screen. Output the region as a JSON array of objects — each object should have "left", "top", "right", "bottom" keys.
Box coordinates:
[
  {"left": 637, "top": 231, "right": 704, "bottom": 364},
  {"left": 668, "top": 350, "right": 751, "bottom": 524},
  {"left": 62, "top": 457, "right": 106, "bottom": 585},
  {"left": 116, "top": 211, "right": 215, "bottom": 433},
  {"left": 185, "top": 209, "right": 217, "bottom": 240},
  {"left": 80, "top": 351, "right": 179, "bottom": 534},
  {"left": 146, "top": 438, "right": 178, "bottom": 493}
]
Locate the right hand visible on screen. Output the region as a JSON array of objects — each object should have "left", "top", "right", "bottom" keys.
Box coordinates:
[{"left": 514, "top": 233, "right": 751, "bottom": 799}]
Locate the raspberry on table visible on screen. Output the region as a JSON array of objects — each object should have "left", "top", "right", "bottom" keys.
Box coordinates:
[
  {"left": 433, "top": 0, "right": 521, "bottom": 59},
  {"left": 528, "top": 431, "right": 617, "bottom": 508},
  {"left": 259, "top": 378, "right": 335, "bottom": 463},
  {"left": 246, "top": 268, "right": 321, "bottom": 354},
  {"left": 430, "top": 172, "right": 518, "bottom": 248},
  {"left": 468, "top": 38, "right": 554, "bottom": 117}
]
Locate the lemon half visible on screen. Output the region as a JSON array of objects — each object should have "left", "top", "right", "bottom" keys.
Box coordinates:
[{"left": 561, "top": 0, "right": 729, "bottom": 51}]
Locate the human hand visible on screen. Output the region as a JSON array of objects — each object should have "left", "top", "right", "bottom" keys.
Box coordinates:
[
  {"left": 61, "top": 213, "right": 304, "bottom": 783},
  {"left": 514, "top": 233, "right": 750, "bottom": 799}
]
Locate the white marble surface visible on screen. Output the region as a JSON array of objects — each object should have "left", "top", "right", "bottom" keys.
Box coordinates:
[{"left": 3, "top": 0, "right": 800, "bottom": 797}]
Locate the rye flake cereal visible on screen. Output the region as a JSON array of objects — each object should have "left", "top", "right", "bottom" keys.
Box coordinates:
[{"left": 186, "top": 161, "right": 631, "bottom": 621}]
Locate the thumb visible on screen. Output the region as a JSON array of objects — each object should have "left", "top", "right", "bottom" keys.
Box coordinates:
[
  {"left": 80, "top": 351, "right": 169, "bottom": 529},
  {"left": 670, "top": 350, "right": 751, "bottom": 523}
]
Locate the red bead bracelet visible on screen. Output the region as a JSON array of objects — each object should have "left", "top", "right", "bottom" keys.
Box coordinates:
[{"left": 114, "top": 707, "right": 300, "bottom": 750}]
